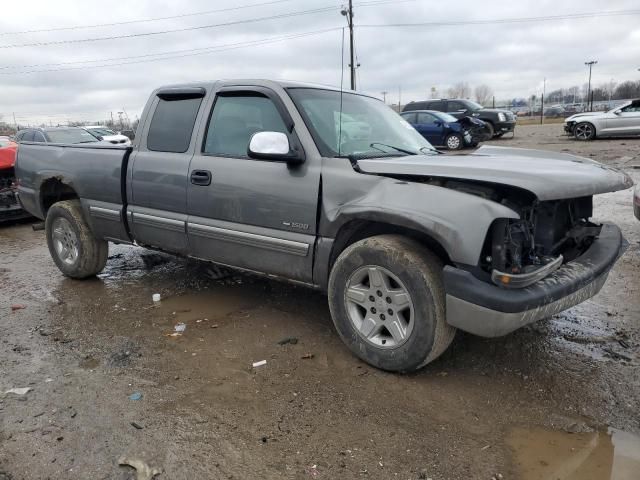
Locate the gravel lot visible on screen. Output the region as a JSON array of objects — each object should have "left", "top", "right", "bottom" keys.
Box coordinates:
[{"left": 1, "top": 123, "right": 639, "bottom": 480}]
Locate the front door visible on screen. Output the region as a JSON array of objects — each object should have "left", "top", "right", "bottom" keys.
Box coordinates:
[
  {"left": 604, "top": 101, "right": 640, "bottom": 135},
  {"left": 186, "top": 87, "right": 320, "bottom": 282},
  {"left": 414, "top": 112, "right": 444, "bottom": 145}
]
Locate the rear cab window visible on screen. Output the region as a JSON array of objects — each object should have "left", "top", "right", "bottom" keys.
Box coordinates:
[{"left": 147, "top": 97, "right": 203, "bottom": 153}]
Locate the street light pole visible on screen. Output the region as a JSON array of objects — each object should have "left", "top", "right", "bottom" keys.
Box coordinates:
[
  {"left": 381, "top": 91, "right": 388, "bottom": 103},
  {"left": 585, "top": 60, "right": 597, "bottom": 111}
]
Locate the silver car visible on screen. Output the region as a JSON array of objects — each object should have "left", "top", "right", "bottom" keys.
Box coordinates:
[{"left": 565, "top": 99, "right": 640, "bottom": 140}]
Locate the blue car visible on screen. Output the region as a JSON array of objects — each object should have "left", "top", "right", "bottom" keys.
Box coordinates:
[{"left": 400, "top": 110, "right": 486, "bottom": 150}]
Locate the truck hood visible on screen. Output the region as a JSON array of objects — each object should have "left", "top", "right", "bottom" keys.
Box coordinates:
[{"left": 356, "top": 145, "right": 633, "bottom": 201}]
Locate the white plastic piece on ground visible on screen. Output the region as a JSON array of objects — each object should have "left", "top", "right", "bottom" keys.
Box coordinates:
[
  {"left": 152, "top": 293, "right": 161, "bottom": 302},
  {"left": 5, "top": 387, "right": 32, "bottom": 395},
  {"left": 118, "top": 455, "right": 162, "bottom": 480},
  {"left": 252, "top": 360, "right": 267, "bottom": 368},
  {"left": 174, "top": 323, "right": 186, "bottom": 333}
]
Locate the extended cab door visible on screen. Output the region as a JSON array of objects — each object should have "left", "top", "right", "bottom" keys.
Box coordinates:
[
  {"left": 186, "top": 85, "right": 320, "bottom": 282},
  {"left": 128, "top": 87, "right": 207, "bottom": 254}
]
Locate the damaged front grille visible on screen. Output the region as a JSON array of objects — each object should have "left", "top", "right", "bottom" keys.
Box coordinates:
[{"left": 483, "top": 196, "right": 601, "bottom": 287}]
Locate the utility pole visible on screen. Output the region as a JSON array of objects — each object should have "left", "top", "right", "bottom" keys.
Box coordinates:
[
  {"left": 398, "top": 86, "right": 402, "bottom": 113},
  {"left": 12, "top": 112, "right": 17, "bottom": 131},
  {"left": 585, "top": 60, "right": 597, "bottom": 111},
  {"left": 341, "top": 1, "right": 356, "bottom": 90},
  {"left": 381, "top": 91, "right": 388, "bottom": 103}
]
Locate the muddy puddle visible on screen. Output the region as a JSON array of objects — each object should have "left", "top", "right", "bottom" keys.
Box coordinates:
[{"left": 509, "top": 426, "right": 640, "bottom": 479}]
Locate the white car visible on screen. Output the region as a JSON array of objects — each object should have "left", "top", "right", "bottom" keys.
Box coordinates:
[
  {"left": 83, "top": 126, "right": 131, "bottom": 146},
  {"left": 564, "top": 99, "right": 640, "bottom": 140}
]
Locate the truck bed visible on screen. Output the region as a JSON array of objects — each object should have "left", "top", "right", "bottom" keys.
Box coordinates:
[{"left": 15, "top": 142, "right": 131, "bottom": 240}]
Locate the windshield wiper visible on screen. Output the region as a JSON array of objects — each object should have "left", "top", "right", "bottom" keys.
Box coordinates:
[{"left": 369, "top": 142, "right": 417, "bottom": 156}]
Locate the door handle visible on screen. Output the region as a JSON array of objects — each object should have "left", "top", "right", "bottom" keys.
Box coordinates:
[{"left": 190, "top": 169, "right": 211, "bottom": 186}]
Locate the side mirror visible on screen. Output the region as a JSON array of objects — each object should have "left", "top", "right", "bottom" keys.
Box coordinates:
[
  {"left": 97, "top": 136, "right": 104, "bottom": 141},
  {"left": 433, "top": 120, "right": 443, "bottom": 126},
  {"left": 457, "top": 109, "right": 468, "bottom": 114},
  {"left": 613, "top": 110, "right": 622, "bottom": 115},
  {"left": 248, "top": 131, "right": 304, "bottom": 164}
]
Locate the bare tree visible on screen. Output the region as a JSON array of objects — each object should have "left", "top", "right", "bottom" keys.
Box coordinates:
[
  {"left": 567, "top": 85, "right": 580, "bottom": 103},
  {"left": 447, "top": 81, "right": 471, "bottom": 99},
  {"left": 474, "top": 84, "right": 493, "bottom": 106}
]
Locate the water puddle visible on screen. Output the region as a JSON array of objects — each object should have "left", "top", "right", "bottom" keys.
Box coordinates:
[{"left": 509, "top": 426, "right": 640, "bottom": 479}]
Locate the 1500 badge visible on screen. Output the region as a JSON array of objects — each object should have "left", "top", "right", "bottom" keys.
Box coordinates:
[{"left": 282, "top": 221, "right": 309, "bottom": 230}]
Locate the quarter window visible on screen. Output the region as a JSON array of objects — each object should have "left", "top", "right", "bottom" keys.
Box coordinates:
[
  {"left": 147, "top": 97, "right": 203, "bottom": 153},
  {"left": 203, "top": 94, "right": 288, "bottom": 157}
]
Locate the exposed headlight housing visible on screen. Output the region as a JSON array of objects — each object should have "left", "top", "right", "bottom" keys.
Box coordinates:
[{"left": 498, "top": 112, "right": 506, "bottom": 122}]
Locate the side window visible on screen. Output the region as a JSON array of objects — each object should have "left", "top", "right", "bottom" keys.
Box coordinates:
[
  {"left": 400, "top": 112, "right": 416, "bottom": 123},
  {"left": 447, "top": 101, "right": 466, "bottom": 112},
  {"left": 14, "top": 132, "right": 24, "bottom": 141},
  {"left": 416, "top": 113, "right": 436, "bottom": 125},
  {"left": 203, "top": 94, "right": 288, "bottom": 157},
  {"left": 21, "top": 130, "right": 35, "bottom": 142},
  {"left": 147, "top": 97, "right": 203, "bottom": 153},
  {"left": 33, "top": 132, "right": 46, "bottom": 142},
  {"left": 428, "top": 101, "right": 445, "bottom": 111}
]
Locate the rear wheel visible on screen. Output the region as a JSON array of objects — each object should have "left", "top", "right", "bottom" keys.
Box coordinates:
[
  {"left": 574, "top": 122, "right": 596, "bottom": 141},
  {"left": 445, "top": 133, "right": 464, "bottom": 150},
  {"left": 45, "top": 200, "right": 108, "bottom": 278},
  {"left": 328, "top": 235, "right": 456, "bottom": 372}
]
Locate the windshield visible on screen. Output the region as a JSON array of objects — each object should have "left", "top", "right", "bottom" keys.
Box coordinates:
[
  {"left": 287, "top": 88, "right": 436, "bottom": 158},
  {"left": 431, "top": 111, "right": 459, "bottom": 123},
  {"left": 465, "top": 100, "right": 484, "bottom": 111},
  {"left": 88, "top": 127, "right": 116, "bottom": 136},
  {"left": 46, "top": 129, "right": 100, "bottom": 144}
]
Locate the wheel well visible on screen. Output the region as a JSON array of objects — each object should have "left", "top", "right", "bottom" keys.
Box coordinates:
[
  {"left": 40, "top": 178, "right": 79, "bottom": 215},
  {"left": 329, "top": 220, "right": 451, "bottom": 270}
]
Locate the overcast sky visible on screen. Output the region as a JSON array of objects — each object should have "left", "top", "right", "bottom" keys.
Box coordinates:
[{"left": 0, "top": 0, "right": 639, "bottom": 125}]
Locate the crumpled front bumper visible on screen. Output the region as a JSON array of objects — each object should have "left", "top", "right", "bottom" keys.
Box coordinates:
[{"left": 442, "top": 223, "right": 625, "bottom": 337}]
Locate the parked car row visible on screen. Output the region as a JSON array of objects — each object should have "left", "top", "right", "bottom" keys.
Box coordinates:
[{"left": 403, "top": 98, "right": 517, "bottom": 138}]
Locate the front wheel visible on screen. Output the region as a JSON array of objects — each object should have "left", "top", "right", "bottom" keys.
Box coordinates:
[
  {"left": 45, "top": 200, "right": 108, "bottom": 278},
  {"left": 445, "top": 133, "right": 464, "bottom": 150},
  {"left": 574, "top": 122, "right": 596, "bottom": 141},
  {"left": 328, "top": 235, "right": 456, "bottom": 372}
]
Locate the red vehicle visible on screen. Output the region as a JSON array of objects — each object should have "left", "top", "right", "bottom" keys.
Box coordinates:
[{"left": 0, "top": 137, "right": 30, "bottom": 221}]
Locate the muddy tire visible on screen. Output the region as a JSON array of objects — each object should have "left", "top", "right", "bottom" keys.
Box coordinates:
[
  {"left": 574, "top": 122, "right": 596, "bottom": 141},
  {"left": 328, "top": 235, "right": 456, "bottom": 372},
  {"left": 45, "top": 200, "right": 108, "bottom": 278}
]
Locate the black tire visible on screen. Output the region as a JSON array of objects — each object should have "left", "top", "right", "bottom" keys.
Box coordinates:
[
  {"left": 445, "top": 133, "right": 464, "bottom": 150},
  {"left": 328, "top": 235, "right": 456, "bottom": 372},
  {"left": 574, "top": 122, "right": 596, "bottom": 141},
  {"left": 484, "top": 122, "right": 495, "bottom": 139},
  {"left": 45, "top": 200, "right": 108, "bottom": 278}
]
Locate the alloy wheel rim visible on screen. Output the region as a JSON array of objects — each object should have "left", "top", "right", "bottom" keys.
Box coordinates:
[
  {"left": 448, "top": 136, "right": 461, "bottom": 149},
  {"left": 576, "top": 124, "right": 593, "bottom": 139},
  {"left": 344, "top": 265, "right": 415, "bottom": 349},
  {"left": 51, "top": 217, "right": 79, "bottom": 266}
]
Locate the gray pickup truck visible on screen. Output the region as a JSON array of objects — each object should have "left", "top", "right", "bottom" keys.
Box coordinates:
[{"left": 15, "top": 80, "right": 632, "bottom": 372}]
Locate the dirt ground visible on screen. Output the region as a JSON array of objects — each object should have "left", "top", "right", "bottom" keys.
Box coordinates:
[{"left": 1, "top": 124, "right": 639, "bottom": 480}]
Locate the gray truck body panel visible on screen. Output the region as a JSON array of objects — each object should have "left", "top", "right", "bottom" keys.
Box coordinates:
[{"left": 14, "top": 79, "right": 631, "bottom": 338}]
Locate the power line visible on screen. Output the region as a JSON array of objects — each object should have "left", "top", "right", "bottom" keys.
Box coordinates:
[
  {"left": 0, "top": 0, "right": 408, "bottom": 50},
  {"left": 0, "top": 6, "right": 339, "bottom": 49},
  {"left": 0, "top": 0, "right": 297, "bottom": 36},
  {"left": 0, "top": 28, "right": 341, "bottom": 71},
  {"left": 0, "top": 28, "right": 343, "bottom": 75},
  {"left": 358, "top": 9, "right": 640, "bottom": 27}
]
